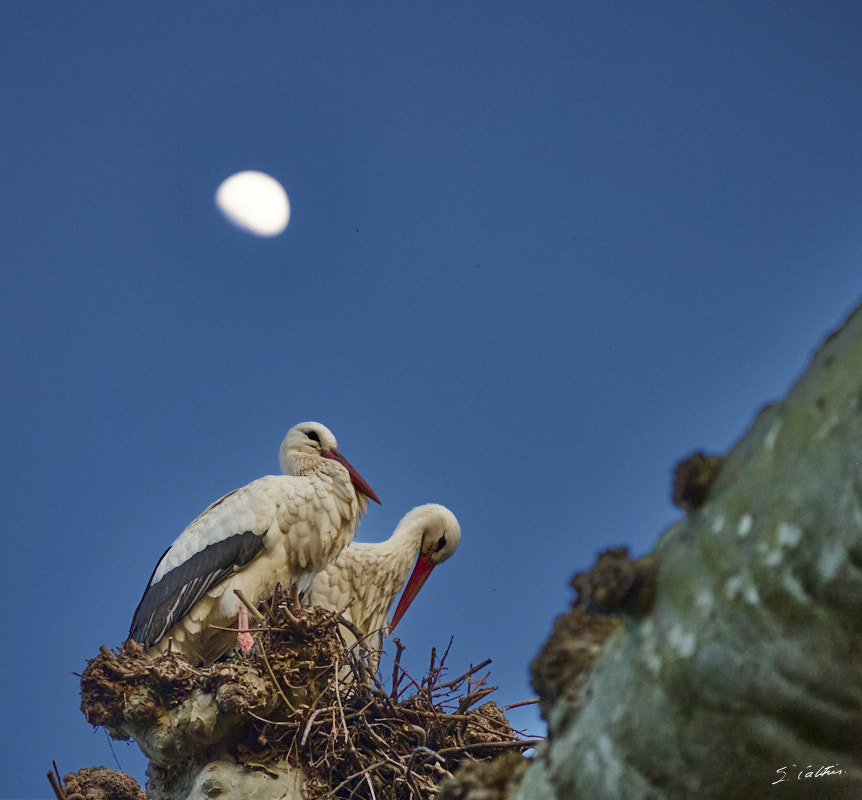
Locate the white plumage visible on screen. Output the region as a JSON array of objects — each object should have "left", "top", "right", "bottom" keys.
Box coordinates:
[
  {"left": 128, "top": 421, "right": 380, "bottom": 664},
  {"left": 306, "top": 504, "right": 461, "bottom": 669}
]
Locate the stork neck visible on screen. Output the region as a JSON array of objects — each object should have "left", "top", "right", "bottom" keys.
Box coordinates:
[
  {"left": 381, "top": 524, "right": 427, "bottom": 580},
  {"left": 281, "top": 450, "right": 317, "bottom": 476}
]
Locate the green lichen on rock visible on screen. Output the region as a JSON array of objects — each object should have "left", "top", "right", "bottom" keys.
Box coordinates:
[{"left": 516, "top": 302, "right": 862, "bottom": 800}]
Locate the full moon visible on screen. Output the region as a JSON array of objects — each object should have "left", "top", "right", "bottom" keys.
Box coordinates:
[{"left": 215, "top": 171, "right": 290, "bottom": 236}]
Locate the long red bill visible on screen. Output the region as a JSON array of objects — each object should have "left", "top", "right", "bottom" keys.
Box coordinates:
[
  {"left": 322, "top": 448, "right": 381, "bottom": 504},
  {"left": 389, "top": 554, "right": 435, "bottom": 633}
]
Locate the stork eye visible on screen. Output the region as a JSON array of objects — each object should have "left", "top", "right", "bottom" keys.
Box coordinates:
[
  {"left": 305, "top": 430, "right": 321, "bottom": 443},
  {"left": 435, "top": 535, "right": 447, "bottom": 553}
]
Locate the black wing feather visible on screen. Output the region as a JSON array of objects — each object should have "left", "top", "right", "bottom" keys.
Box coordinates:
[{"left": 129, "top": 530, "right": 264, "bottom": 647}]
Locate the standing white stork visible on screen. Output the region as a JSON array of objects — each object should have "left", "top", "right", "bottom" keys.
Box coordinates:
[
  {"left": 306, "top": 504, "right": 461, "bottom": 670},
  {"left": 128, "top": 421, "right": 380, "bottom": 665}
]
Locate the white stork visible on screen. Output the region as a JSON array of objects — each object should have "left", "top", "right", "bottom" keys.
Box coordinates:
[
  {"left": 128, "top": 421, "right": 380, "bottom": 664},
  {"left": 306, "top": 504, "right": 461, "bottom": 669}
]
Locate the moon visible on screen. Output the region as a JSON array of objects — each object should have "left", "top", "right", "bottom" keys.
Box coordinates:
[{"left": 215, "top": 171, "right": 290, "bottom": 236}]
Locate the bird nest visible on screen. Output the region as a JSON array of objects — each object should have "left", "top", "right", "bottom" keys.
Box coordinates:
[{"left": 78, "top": 590, "right": 537, "bottom": 799}]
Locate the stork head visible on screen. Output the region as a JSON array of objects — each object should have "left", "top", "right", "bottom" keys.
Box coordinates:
[
  {"left": 390, "top": 504, "right": 461, "bottom": 632},
  {"left": 280, "top": 421, "right": 381, "bottom": 504}
]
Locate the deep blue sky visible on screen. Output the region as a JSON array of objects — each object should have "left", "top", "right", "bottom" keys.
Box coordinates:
[{"left": 3, "top": 3, "right": 862, "bottom": 796}]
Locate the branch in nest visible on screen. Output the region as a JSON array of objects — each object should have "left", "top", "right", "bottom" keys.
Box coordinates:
[
  {"left": 46, "top": 770, "right": 64, "bottom": 800},
  {"left": 437, "top": 739, "right": 543, "bottom": 757},
  {"left": 234, "top": 588, "right": 266, "bottom": 622},
  {"left": 435, "top": 659, "right": 492, "bottom": 693}
]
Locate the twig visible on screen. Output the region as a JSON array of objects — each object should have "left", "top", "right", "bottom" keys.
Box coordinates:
[
  {"left": 258, "top": 595, "right": 279, "bottom": 625},
  {"left": 408, "top": 745, "right": 446, "bottom": 767},
  {"left": 327, "top": 760, "right": 389, "bottom": 797},
  {"left": 301, "top": 707, "right": 333, "bottom": 746},
  {"left": 503, "top": 699, "right": 540, "bottom": 710},
  {"left": 403, "top": 759, "right": 425, "bottom": 799},
  {"left": 363, "top": 771, "right": 378, "bottom": 800},
  {"left": 456, "top": 685, "right": 496, "bottom": 714},
  {"left": 209, "top": 624, "right": 271, "bottom": 634},
  {"left": 360, "top": 714, "right": 398, "bottom": 752},
  {"left": 437, "top": 738, "right": 543, "bottom": 757},
  {"left": 435, "top": 658, "right": 492, "bottom": 692},
  {"left": 428, "top": 645, "right": 438, "bottom": 684},
  {"left": 258, "top": 638, "right": 297, "bottom": 712},
  {"left": 247, "top": 710, "right": 296, "bottom": 727},
  {"left": 234, "top": 589, "right": 265, "bottom": 622},
  {"left": 333, "top": 622, "right": 372, "bottom": 686},
  {"left": 393, "top": 664, "right": 426, "bottom": 701},
  {"left": 388, "top": 707, "right": 523, "bottom": 741},
  {"left": 98, "top": 645, "right": 117, "bottom": 662},
  {"left": 46, "top": 770, "right": 64, "bottom": 800},
  {"left": 244, "top": 761, "right": 281, "bottom": 778},
  {"left": 281, "top": 603, "right": 303, "bottom": 626},
  {"left": 333, "top": 663, "right": 349, "bottom": 743},
  {"left": 440, "top": 637, "right": 454, "bottom": 666},
  {"left": 391, "top": 638, "right": 406, "bottom": 698},
  {"left": 335, "top": 612, "right": 366, "bottom": 644}
]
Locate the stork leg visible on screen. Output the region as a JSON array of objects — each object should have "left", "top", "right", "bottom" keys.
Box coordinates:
[{"left": 237, "top": 604, "right": 255, "bottom": 654}]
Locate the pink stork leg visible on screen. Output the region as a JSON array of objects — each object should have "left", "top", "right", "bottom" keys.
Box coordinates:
[{"left": 237, "top": 604, "right": 255, "bottom": 653}]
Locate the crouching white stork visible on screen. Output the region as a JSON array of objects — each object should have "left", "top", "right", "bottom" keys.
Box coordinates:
[
  {"left": 128, "top": 421, "right": 380, "bottom": 664},
  {"left": 306, "top": 504, "right": 461, "bottom": 671}
]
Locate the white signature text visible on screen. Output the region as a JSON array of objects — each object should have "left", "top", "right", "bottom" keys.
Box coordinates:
[{"left": 772, "top": 764, "right": 844, "bottom": 785}]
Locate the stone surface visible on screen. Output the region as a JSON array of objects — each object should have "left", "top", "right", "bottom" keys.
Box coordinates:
[
  {"left": 516, "top": 303, "right": 862, "bottom": 800},
  {"left": 185, "top": 761, "right": 304, "bottom": 800}
]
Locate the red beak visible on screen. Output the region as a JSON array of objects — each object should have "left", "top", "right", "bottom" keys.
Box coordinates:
[
  {"left": 389, "top": 554, "right": 435, "bottom": 633},
  {"left": 321, "top": 448, "right": 381, "bottom": 504}
]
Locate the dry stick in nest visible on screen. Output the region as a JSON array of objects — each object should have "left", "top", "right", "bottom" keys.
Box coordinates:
[
  {"left": 437, "top": 739, "right": 544, "bottom": 757},
  {"left": 363, "top": 772, "right": 378, "bottom": 800},
  {"left": 234, "top": 588, "right": 266, "bottom": 623},
  {"left": 302, "top": 706, "right": 339, "bottom": 747},
  {"left": 391, "top": 639, "right": 407, "bottom": 699},
  {"left": 333, "top": 665, "right": 349, "bottom": 743},
  {"left": 423, "top": 641, "right": 453, "bottom": 704},
  {"left": 328, "top": 759, "right": 390, "bottom": 798},
  {"left": 503, "top": 699, "right": 539, "bottom": 711},
  {"left": 258, "top": 637, "right": 299, "bottom": 713},
  {"left": 434, "top": 659, "right": 492, "bottom": 694},
  {"left": 46, "top": 764, "right": 64, "bottom": 800},
  {"left": 332, "top": 611, "right": 378, "bottom": 688},
  {"left": 363, "top": 653, "right": 529, "bottom": 796}
]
